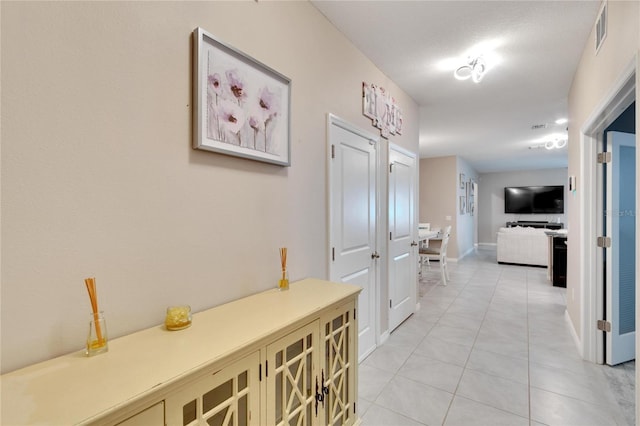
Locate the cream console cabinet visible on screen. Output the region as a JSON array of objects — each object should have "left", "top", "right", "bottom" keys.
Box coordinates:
[{"left": 1, "top": 279, "right": 361, "bottom": 426}]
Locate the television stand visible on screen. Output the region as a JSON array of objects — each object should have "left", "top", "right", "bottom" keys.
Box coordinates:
[{"left": 506, "top": 221, "right": 563, "bottom": 230}]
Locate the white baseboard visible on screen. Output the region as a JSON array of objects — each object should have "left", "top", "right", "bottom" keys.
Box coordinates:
[
  {"left": 459, "top": 246, "right": 475, "bottom": 260},
  {"left": 565, "top": 309, "right": 583, "bottom": 358},
  {"left": 378, "top": 330, "right": 390, "bottom": 345},
  {"left": 478, "top": 242, "right": 497, "bottom": 247}
]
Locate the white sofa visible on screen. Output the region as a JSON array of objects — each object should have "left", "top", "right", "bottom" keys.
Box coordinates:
[{"left": 496, "top": 226, "right": 548, "bottom": 267}]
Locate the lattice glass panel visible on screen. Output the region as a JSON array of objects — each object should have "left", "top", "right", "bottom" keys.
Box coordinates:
[
  {"left": 184, "top": 400, "right": 197, "bottom": 426},
  {"left": 195, "top": 370, "right": 249, "bottom": 426},
  {"left": 207, "top": 407, "right": 232, "bottom": 426},
  {"left": 165, "top": 352, "right": 259, "bottom": 426},
  {"left": 203, "top": 379, "right": 232, "bottom": 414},
  {"left": 323, "top": 308, "right": 353, "bottom": 425},
  {"left": 268, "top": 322, "right": 318, "bottom": 426}
]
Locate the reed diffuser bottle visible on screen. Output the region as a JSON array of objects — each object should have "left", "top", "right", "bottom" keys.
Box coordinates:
[
  {"left": 87, "top": 311, "right": 108, "bottom": 356},
  {"left": 84, "top": 277, "right": 108, "bottom": 356}
]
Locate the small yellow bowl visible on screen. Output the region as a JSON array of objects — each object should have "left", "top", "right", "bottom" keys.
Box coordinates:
[{"left": 165, "top": 305, "right": 192, "bottom": 331}]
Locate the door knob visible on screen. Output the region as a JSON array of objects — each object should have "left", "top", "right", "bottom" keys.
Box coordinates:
[
  {"left": 371, "top": 252, "right": 380, "bottom": 259},
  {"left": 410, "top": 241, "right": 418, "bottom": 247}
]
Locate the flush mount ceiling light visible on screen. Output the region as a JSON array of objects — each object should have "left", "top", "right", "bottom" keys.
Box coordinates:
[
  {"left": 529, "top": 133, "right": 568, "bottom": 150},
  {"left": 438, "top": 39, "right": 502, "bottom": 82},
  {"left": 545, "top": 137, "right": 567, "bottom": 150},
  {"left": 454, "top": 56, "right": 487, "bottom": 83}
]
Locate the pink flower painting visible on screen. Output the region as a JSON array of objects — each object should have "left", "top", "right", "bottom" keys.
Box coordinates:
[
  {"left": 218, "top": 99, "right": 245, "bottom": 145},
  {"left": 196, "top": 28, "right": 290, "bottom": 166},
  {"left": 206, "top": 50, "right": 285, "bottom": 155},
  {"left": 258, "top": 86, "right": 280, "bottom": 152},
  {"left": 225, "top": 69, "right": 246, "bottom": 106}
]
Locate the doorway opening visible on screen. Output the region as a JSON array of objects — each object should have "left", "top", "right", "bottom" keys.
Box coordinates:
[
  {"left": 579, "top": 62, "right": 635, "bottom": 365},
  {"left": 579, "top": 61, "right": 636, "bottom": 423}
]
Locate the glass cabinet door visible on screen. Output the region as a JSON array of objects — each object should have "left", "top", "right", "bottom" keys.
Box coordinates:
[
  {"left": 266, "top": 321, "right": 319, "bottom": 426},
  {"left": 321, "top": 302, "right": 356, "bottom": 426}
]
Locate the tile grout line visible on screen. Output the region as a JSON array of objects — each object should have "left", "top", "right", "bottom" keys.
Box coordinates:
[
  {"left": 362, "top": 261, "right": 469, "bottom": 425},
  {"left": 399, "top": 261, "right": 474, "bottom": 425},
  {"left": 417, "top": 262, "right": 473, "bottom": 425},
  {"left": 440, "top": 263, "right": 500, "bottom": 426},
  {"left": 375, "top": 261, "right": 473, "bottom": 425},
  {"left": 526, "top": 268, "right": 532, "bottom": 426},
  {"left": 360, "top": 251, "right": 633, "bottom": 425}
]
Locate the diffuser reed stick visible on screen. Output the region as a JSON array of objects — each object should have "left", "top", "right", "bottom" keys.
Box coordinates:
[
  {"left": 279, "top": 248, "right": 289, "bottom": 290},
  {"left": 280, "top": 247, "right": 287, "bottom": 280},
  {"left": 84, "top": 277, "right": 104, "bottom": 346}
]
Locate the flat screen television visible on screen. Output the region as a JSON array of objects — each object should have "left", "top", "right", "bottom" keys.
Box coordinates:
[{"left": 504, "top": 186, "right": 564, "bottom": 214}]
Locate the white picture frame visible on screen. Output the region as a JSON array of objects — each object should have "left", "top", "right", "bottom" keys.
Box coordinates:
[{"left": 193, "top": 27, "right": 291, "bottom": 166}]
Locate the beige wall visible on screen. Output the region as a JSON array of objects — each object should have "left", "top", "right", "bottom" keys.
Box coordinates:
[
  {"left": 567, "top": 1, "right": 639, "bottom": 342},
  {"left": 0, "top": 1, "right": 419, "bottom": 373},
  {"left": 455, "top": 157, "right": 478, "bottom": 258},
  {"left": 418, "top": 156, "right": 479, "bottom": 260},
  {"left": 419, "top": 156, "right": 458, "bottom": 257}
]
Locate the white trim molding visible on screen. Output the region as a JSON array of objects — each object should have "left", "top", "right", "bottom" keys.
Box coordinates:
[{"left": 578, "top": 57, "right": 636, "bottom": 364}]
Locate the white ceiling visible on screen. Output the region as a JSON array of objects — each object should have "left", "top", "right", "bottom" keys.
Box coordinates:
[{"left": 311, "top": 0, "right": 602, "bottom": 173}]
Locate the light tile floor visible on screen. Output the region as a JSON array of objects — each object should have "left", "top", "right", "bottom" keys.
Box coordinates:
[{"left": 358, "top": 247, "right": 635, "bottom": 426}]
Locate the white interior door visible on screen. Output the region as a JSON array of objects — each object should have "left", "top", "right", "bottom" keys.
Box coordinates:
[
  {"left": 328, "top": 115, "right": 379, "bottom": 362},
  {"left": 605, "top": 131, "right": 636, "bottom": 365},
  {"left": 388, "top": 145, "right": 417, "bottom": 332}
]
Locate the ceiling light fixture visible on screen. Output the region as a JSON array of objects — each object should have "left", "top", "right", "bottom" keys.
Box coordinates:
[
  {"left": 555, "top": 118, "right": 568, "bottom": 125},
  {"left": 454, "top": 56, "right": 487, "bottom": 83},
  {"left": 545, "top": 138, "right": 567, "bottom": 150},
  {"left": 529, "top": 133, "right": 568, "bottom": 150}
]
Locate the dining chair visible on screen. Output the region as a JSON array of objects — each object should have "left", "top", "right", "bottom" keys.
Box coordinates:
[
  {"left": 419, "top": 225, "right": 452, "bottom": 285},
  {"left": 417, "top": 222, "right": 432, "bottom": 271}
]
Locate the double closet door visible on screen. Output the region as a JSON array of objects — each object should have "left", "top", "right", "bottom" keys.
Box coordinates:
[{"left": 328, "top": 114, "right": 417, "bottom": 361}]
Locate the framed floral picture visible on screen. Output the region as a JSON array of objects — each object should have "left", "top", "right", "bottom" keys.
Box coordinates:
[{"left": 193, "top": 27, "right": 291, "bottom": 166}]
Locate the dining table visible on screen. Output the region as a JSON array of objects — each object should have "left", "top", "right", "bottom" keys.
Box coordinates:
[{"left": 418, "top": 228, "right": 440, "bottom": 247}]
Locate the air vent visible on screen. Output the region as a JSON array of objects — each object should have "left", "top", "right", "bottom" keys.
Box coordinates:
[
  {"left": 531, "top": 124, "right": 547, "bottom": 130},
  {"left": 595, "top": 1, "right": 607, "bottom": 53}
]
